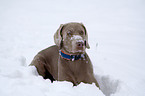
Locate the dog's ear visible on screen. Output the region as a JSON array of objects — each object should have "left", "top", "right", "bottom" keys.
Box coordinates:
[
  {"left": 54, "top": 24, "right": 64, "bottom": 48},
  {"left": 81, "top": 23, "right": 90, "bottom": 49}
]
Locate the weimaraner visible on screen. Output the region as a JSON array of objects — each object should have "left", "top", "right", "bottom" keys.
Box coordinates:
[{"left": 30, "top": 22, "right": 99, "bottom": 88}]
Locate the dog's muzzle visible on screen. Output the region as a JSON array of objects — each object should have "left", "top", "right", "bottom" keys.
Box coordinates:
[
  {"left": 71, "top": 35, "right": 85, "bottom": 53},
  {"left": 77, "top": 41, "right": 84, "bottom": 47}
]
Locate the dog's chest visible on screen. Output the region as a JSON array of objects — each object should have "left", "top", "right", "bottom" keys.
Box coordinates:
[
  {"left": 59, "top": 57, "right": 89, "bottom": 75},
  {"left": 68, "top": 61, "right": 81, "bottom": 73}
]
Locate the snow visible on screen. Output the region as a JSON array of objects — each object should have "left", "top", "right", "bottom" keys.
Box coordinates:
[
  {"left": 0, "top": 0, "right": 145, "bottom": 96},
  {"left": 71, "top": 35, "right": 83, "bottom": 40},
  {"left": 71, "top": 35, "right": 84, "bottom": 44}
]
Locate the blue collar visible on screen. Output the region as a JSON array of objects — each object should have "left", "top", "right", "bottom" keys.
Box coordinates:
[{"left": 59, "top": 50, "right": 85, "bottom": 61}]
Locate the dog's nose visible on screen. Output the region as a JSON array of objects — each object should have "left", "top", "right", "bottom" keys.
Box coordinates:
[{"left": 77, "top": 42, "right": 84, "bottom": 47}]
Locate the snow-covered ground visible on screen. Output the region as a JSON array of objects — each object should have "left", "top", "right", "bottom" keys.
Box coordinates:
[{"left": 0, "top": 0, "right": 145, "bottom": 96}]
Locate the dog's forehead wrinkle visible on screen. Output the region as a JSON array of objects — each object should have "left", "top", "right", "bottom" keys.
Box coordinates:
[{"left": 64, "top": 24, "right": 84, "bottom": 32}]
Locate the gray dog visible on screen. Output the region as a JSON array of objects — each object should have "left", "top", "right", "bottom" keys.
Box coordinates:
[{"left": 30, "top": 22, "right": 99, "bottom": 88}]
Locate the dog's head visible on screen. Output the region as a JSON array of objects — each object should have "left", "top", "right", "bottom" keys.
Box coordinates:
[{"left": 54, "top": 22, "right": 90, "bottom": 54}]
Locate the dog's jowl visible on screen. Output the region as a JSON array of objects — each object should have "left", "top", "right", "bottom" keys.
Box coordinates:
[{"left": 30, "top": 22, "right": 99, "bottom": 88}]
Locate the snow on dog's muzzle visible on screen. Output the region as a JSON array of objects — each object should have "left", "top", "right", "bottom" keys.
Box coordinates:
[
  {"left": 70, "top": 35, "right": 85, "bottom": 53},
  {"left": 71, "top": 35, "right": 85, "bottom": 46}
]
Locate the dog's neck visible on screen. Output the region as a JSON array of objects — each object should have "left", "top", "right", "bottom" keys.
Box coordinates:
[{"left": 59, "top": 50, "right": 85, "bottom": 61}]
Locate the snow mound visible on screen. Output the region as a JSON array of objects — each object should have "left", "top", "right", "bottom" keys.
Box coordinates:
[{"left": 0, "top": 62, "right": 104, "bottom": 96}]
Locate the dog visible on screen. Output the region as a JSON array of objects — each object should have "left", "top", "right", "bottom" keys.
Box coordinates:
[{"left": 30, "top": 22, "right": 99, "bottom": 88}]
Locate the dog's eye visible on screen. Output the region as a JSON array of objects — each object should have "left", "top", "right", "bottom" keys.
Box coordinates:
[
  {"left": 67, "top": 31, "right": 72, "bottom": 36},
  {"left": 79, "top": 31, "right": 84, "bottom": 35}
]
